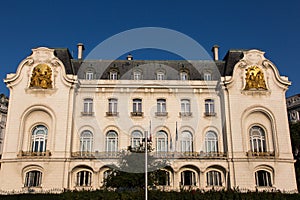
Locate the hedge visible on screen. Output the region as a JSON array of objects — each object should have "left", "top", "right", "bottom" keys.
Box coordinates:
[{"left": 0, "top": 189, "right": 299, "bottom": 200}]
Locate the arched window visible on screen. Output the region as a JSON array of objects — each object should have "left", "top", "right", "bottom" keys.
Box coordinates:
[
  {"left": 24, "top": 170, "right": 42, "bottom": 187},
  {"left": 156, "top": 131, "right": 168, "bottom": 152},
  {"left": 106, "top": 131, "right": 118, "bottom": 152},
  {"left": 207, "top": 170, "right": 222, "bottom": 186},
  {"left": 180, "top": 131, "right": 193, "bottom": 152},
  {"left": 131, "top": 130, "right": 143, "bottom": 148},
  {"left": 31, "top": 125, "right": 48, "bottom": 152},
  {"left": 154, "top": 170, "right": 170, "bottom": 186},
  {"left": 255, "top": 170, "right": 272, "bottom": 187},
  {"left": 181, "top": 170, "right": 196, "bottom": 186},
  {"left": 80, "top": 131, "right": 93, "bottom": 152},
  {"left": 250, "top": 126, "right": 267, "bottom": 152},
  {"left": 76, "top": 170, "right": 92, "bottom": 187},
  {"left": 205, "top": 131, "right": 218, "bottom": 153}
]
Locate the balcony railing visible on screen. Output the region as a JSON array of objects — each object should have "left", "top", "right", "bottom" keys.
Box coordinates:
[
  {"left": 71, "top": 151, "right": 120, "bottom": 159},
  {"left": 70, "top": 151, "right": 227, "bottom": 159},
  {"left": 81, "top": 112, "right": 94, "bottom": 116},
  {"left": 246, "top": 151, "right": 275, "bottom": 157},
  {"left": 152, "top": 152, "right": 227, "bottom": 159},
  {"left": 17, "top": 150, "right": 51, "bottom": 158},
  {"left": 106, "top": 112, "right": 119, "bottom": 117},
  {"left": 131, "top": 112, "right": 143, "bottom": 117},
  {"left": 179, "top": 112, "right": 192, "bottom": 117},
  {"left": 155, "top": 112, "right": 168, "bottom": 116},
  {"left": 204, "top": 112, "right": 216, "bottom": 116}
]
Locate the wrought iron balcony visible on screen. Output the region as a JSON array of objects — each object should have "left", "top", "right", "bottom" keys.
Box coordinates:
[
  {"left": 71, "top": 151, "right": 120, "bottom": 159},
  {"left": 179, "top": 112, "right": 192, "bottom": 117},
  {"left": 106, "top": 112, "right": 119, "bottom": 116},
  {"left": 152, "top": 152, "right": 227, "bottom": 159},
  {"left": 246, "top": 151, "right": 275, "bottom": 157},
  {"left": 81, "top": 112, "right": 94, "bottom": 116},
  {"left": 17, "top": 150, "right": 51, "bottom": 158},
  {"left": 204, "top": 112, "right": 216, "bottom": 116},
  {"left": 131, "top": 112, "right": 143, "bottom": 117},
  {"left": 155, "top": 112, "right": 168, "bottom": 116}
]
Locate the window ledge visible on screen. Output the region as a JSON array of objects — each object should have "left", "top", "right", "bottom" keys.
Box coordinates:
[
  {"left": 246, "top": 151, "right": 275, "bottom": 157},
  {"left": 204, "top": 112, "right": 216, "bottom": 116},
  {"left": 155, "top": 112, "right": 168, "bottom": 116},
  {"left": 106, "top": 112, "right": 119, "bottom": 117},
  {"left": 81, "top": 112, "right": 94, "bottom": 116},
  {"left": 131, "top": 112, "right": 144, "bottom": 117},
  {"left": 17, "top": 150, "right": 51, "bottom": 158},
  {"left": 179, "top": 112, "right": 192, "bottom": 117}
]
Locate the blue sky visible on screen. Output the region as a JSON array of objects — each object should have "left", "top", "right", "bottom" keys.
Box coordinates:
[{"left": 0, "top": 0, "right": 299, "bottom": 97}]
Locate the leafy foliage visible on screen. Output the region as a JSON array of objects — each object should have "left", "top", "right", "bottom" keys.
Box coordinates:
[{"left": 290, "top": 122, "right": 300, "bottom": 191}]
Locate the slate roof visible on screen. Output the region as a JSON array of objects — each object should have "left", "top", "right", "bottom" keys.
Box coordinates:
[{"left": 53, "top": 48, "right": 245, "bottom": 80}]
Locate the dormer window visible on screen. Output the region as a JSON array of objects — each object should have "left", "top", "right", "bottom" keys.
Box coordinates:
[
  {"left": 204, "top": 73, "right": 212, "bottom": 81},
  {"left": 180, "top": 71, "right": 189, "bottom": 80},
  {"left": 157, "top": 72, "right": 165, "bottom": 80},
  {"left": 133, "top": 71, "right": 142, "bottom": 80},
  {"left": 85, "top": 71, "right": 94, "bottom": 80},
  {"left": 110, "top": 71, "right": 118, "bottom": 80}
]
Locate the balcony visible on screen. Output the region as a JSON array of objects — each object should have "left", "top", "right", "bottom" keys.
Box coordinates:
[
  {"left": 246, "top": 151, "right": 275, "bottom": 158},
  {"left": 204, "top": 112, "right": 216, "bottom": 116},
  {"left": 71, "top": 151, "right": 120, "bottom": 159},
  {"left": 81, "top": 112, "right": 94, "bottom": 116},
  {"left": 17, "top": 150, "right": 51, "bottom": 158},
  {"left": 106, "top": 112, "right": 119, "bottom": 117},
  {"left": 179, "top": 112, "right": 192, "bottom": 117},
  {"left": 155, "top": 112, "right": 168, "bottom": 117},
  {"left": 152, "top": 152, "right": 227, "bottom": 159},
  {"left": 131, "top": 112, "right": 143, "bottom": 117}
]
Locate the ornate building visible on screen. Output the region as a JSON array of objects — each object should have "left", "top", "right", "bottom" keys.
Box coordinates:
[
  {"left": 0, "top": 45, "right": 296, "bottom": 192},
  {"left": 0, "top": 94, "right": 8, "bottom": 157},
  {"left": 287, "top": 94, "right": 300, "bottom": 123}
]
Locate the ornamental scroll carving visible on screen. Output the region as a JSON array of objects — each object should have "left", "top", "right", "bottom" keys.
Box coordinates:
[
  {"left": 244, "top": 66, "right": 267, "bottom": 90},
  {"left": 29, "top": 64, "right": 52, "bottom": 89}
]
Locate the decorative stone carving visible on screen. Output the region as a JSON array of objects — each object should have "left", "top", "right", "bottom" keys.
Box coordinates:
[{"left": 29, "top": 64, "right": 52, "bottom": 89}]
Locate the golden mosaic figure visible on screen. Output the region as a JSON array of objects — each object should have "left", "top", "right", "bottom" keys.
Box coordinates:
[
  {"left": 30, "top": 64, "right": 52, "bottom": 89},
  {"left": 245, "top": 66, "right": 267, "bottom": 90}
]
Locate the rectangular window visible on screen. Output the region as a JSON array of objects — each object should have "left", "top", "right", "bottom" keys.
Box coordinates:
[
  {"left": 156, "top": 99, "right": 167, "bottom": 116},
  {"left": 83, "top": 98, "right": 93, "bottom": 115},
  {"left": 204, "top": 73, "right": 212, "bottom": 81},
  {"left": 110, "top": 72, "right": 118, "bottom": 80},
  {"left": 85, "top": 72, "right": 94, "bottom": 80},
  {"left": 157, "top": 72, "right": 165, "bottom": 80},
  {"left": 180, "top": 72, "right": 188, "bottom": 80},
  {"left": 107, "top": 98, "right": 118, "bottom": 116},
  {"left": 205, "top": 99, "right": 215, "bottom": 116},
  {"left": 133, "top": 99, "right": 142, "bottom": 112}
]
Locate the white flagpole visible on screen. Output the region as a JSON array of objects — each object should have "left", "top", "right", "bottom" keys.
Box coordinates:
[{"left": 145, "top": 130, "right": 148, "bottom": 200}]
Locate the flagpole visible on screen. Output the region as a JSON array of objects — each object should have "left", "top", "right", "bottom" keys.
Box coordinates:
[{"left": 145, "top": 130, "right": 148, "bottom": 200}]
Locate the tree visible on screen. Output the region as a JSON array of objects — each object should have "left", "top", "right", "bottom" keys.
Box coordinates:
[{"left": 289, "top": 122, "right": 300, "bottom": 191}]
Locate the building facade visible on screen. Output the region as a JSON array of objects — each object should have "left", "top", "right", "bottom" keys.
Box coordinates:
[
  {"left": 0, "top": 45, "right": 297, "bottom": 192},
  {"left": 287, "top": 94, "right": 300, "bottom": 123},
  {"left": 0, "top": 94, "right": 8, "bottom": 156}
]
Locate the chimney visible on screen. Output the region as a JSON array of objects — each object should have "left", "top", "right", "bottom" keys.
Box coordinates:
[
  {"left": 126, "top": 53, "right": 133, "bottom": 61},
  {"left": 211, "top": 45, "right": 219, "bottom": 61},
  {"left": 77, "top": 43, "right": 85, "bottom": 60}
]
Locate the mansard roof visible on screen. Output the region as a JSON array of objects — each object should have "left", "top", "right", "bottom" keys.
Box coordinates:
[{"left": 52, "top": 48, "right": 245, "bottom": 79}]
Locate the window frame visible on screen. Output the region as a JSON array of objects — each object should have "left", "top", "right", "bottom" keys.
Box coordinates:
[
  {"left": 204, "top": 99, "right": 215, "bottom": 116},
  {"left": 24, "top": 170, "right": 42, "bottom": 187},
  {"left": 206, "top": 170, "right": 222, "bottom": 187},
  {"left": 80, "top": 130, "right": 93, "bottom": 153},
  {"left": 31, "top": 125, "right": 48, "bottom": 153},
  {"left": 249, "top": 126, "right": 267, "bottom": 153},
  {"left": 157, "top": 99, "right": 167, "bottom": 114},
  {"left": 156, "top": 131, "right": 168, "bottom": 152},
  {"left": 132, "top": 98, "right": 142, "bottom": 113},
  {"left": 106, "top": 130, "right": 118, "bottom": 152},
  {"left": 83, "top": 98, "right": 93, "bottom": 115},
  {"left": 76, "top": 170, "right": 92, "bottom": 187},
  {"left": 255, "top": 170, "right": 272, "bottom": 187},
  {"left": 180, "top": 131, "right": 193, "bottom": 153},
  {"left": 205, "top": 131, "right": 218, "bottom": 153}
]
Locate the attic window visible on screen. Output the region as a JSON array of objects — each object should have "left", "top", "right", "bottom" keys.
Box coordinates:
[
  {"left": 156, "top": 71, "right": 165, "bottom": 80},
  {"left": 204, "top": 73, "right": 212, "bottom": 81},
  {"left": 180, "top": 71, "right": 189, "bottom": 80},
  {"left": 110, "top": 71, "right": 118, "bottom": 80},
  {"left": 85, "top": 71, "right": 94, "bottom": 80}
]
